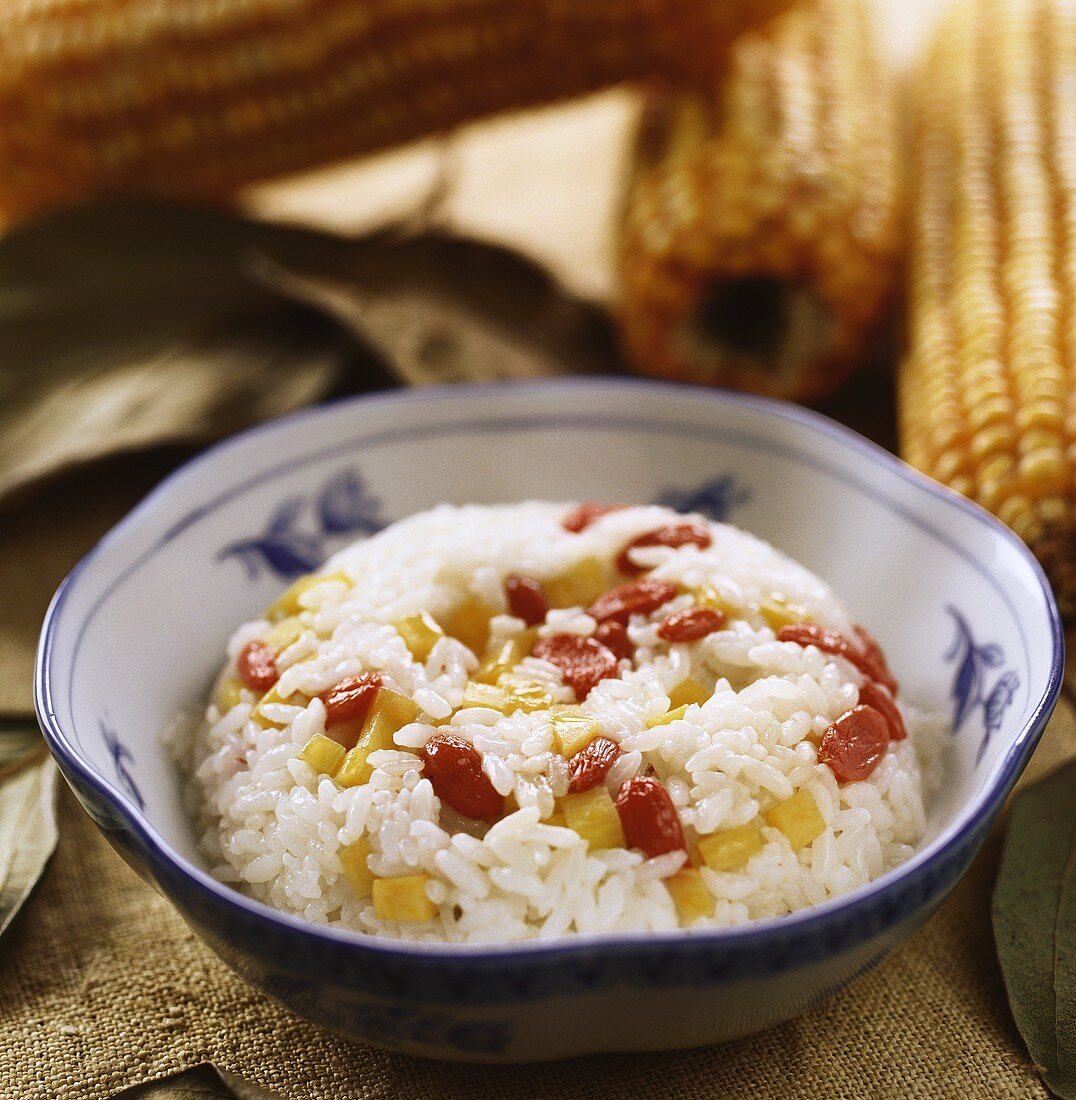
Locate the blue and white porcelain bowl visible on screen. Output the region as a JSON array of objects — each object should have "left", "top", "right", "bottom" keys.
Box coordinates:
[{"left": 35, "top": 379, "right": 1062, "bottom": 1061}]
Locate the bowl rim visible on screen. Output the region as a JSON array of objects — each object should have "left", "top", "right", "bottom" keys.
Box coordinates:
[{"left": 34, "top": 377, "right": 1064, "bottom": 963}]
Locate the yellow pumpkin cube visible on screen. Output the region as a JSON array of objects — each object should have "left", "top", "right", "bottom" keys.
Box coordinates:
[
  {"left": 551, "top": 713, "right": 600, "bottom": 757},
  {"left": 216, "top": 676, "right": 245, "bottom": 712},
  {"left": 666, "top": 868, "right": 715, "bottom": 924},
  {"left": 264, "top": 615, "right": 305, "bottom": 651},
  {"left": 765, "top": 788, "right": 826, "bottom": 851},
  {"left": 253, "top": 683, "right": 309, "bottom": 728},
  {"left": 545, "top": 556, "right": 611, "bottom": 609},
  {"left": 438, "top": 597, "right": 494, "bottom": 655},
  {"left": 502, "top": 680, "right": 552, "bottom": 714},
  {"left": 474, "top": 629, "right": 538, "bottom": 684},
  {"left": 394, "top": 612, "right": 445, "bottom": 662},
  {"left": 339, "top": 837, "right": 374, "bottom": 897},
  {"left": 668, "top": 677, "right": 710, "bottom": 708},
  {"left": 372, "top": 874, "right": 438, "bottom": 923},
  {"left": 646, "top": 704, "right": 691, "bottom": 729},
  {"left": 334, "top": 689, "right": 419, "bottom": 788},
  {"left": 697, "top": 820, "right": 765, "bottom": 872},
  {"left": 560, "top": 787, "right": 626, "bottom": 850},
  {"left": 758, "top": 591, "right": 811, "bottom": 630},
  {"left": 297, "top": 733, "right": 346, "bottom": 776},
  {"left": 267, "top": 570, "right": 350, "bottom": 622},
  {"left": 462, "top": 682, "right": 511, "bottom": 712}
]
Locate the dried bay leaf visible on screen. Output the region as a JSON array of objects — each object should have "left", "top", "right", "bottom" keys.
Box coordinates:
[
  {"left": 0, "top": 756, "right": 57, "bottom": 938},
  {"left": 116, "top": 1064, "right": 282, "bottom": 1099},
  {"left": 994, "top": 758, "right": 1076, "bottom": 1097}
]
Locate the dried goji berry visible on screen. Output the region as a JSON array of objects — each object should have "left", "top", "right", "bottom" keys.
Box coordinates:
[
  {"left": 777, "top": 622, "right": 898, "bottom": 694},
  {"left": 614, "top": 776, "right": 686, "bottom": 857},
  {"left": 562, "top": 503, "right": 627, "bottom": 533},
  {"left": 237, "top": 641, "right": 278, "bottom": 692},
  {"left": 593, "top": 620, "right": 633, "bottom": 661},
  {"left": 567, "top": 737, "right": 621, "bottom": 794},
  {"left": 532, "top": 633, "right": 619, "bottom": 700},
  {"left": 657, "top": 606, "right": 727, "bottom": 642},
  {"left": 419, "top": 732, "right": 503, "bottom": 820},
  {"left": 505, "top": 574, "right": 549, "bottom": 626},
  {"left": 819, "top": 705, "right": 890, "bottom": 783},
  {"left": 321, "top": 672, "right": 382, "bottom": 729},
  {"left": 616, "top": 521, "right": 713, "bottom": 574},
  {"left": 852, "top": 625, "right": 899, "bottom": 695},
  {"left": 587, "top": 577, "right": 678, "bottom": 625},
  {"left": 857, "top": 679, "right": 906, "bottom": 741}
]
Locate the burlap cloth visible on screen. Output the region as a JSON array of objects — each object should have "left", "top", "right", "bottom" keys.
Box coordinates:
[{"left": 0, "top": 443, "right": 1069, "bottom": 1099}]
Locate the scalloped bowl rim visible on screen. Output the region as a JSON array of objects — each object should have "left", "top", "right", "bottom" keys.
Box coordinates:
[{"left": 34, "top": 378, "right": 1064, "bottom": 963}]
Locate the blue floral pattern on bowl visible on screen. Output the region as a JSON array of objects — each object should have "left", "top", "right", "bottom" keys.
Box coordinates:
[
  {"left": 658, "top": 475, "right": 751, "bottom": 522},
  {"left": 218, "top": 469, "right": 386, "bottom": 580},
  {"left": 100, "top": 718, "right": 144, "bottom": 810},
  {"left": 944, "top": 605, "right": 1020, "bottom": 763}
]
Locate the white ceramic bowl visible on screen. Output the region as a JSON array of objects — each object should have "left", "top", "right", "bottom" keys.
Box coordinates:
[{"left": 36, "top": 380, "right": 1062, "bottom": 1061}]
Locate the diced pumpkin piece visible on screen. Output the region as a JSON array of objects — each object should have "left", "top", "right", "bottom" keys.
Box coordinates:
[
  {"left": 372, "top": 874, "right": 438, "bottom": 923},
  {"left": 545, "top": 556, "right": 612, "bottom": 609},
  {"left": 551, "top": 713, "right": 601, "bottom": 757},
  {"left": 339, "top": 837, "right": 374, "bottom": 897},
  {"left": 264, "top": 615, "right": 305, "bottom": 651},
  {"left": 765, "top": 788, "right": 826, "bottom": 851},
  {"left": 502, "top": 680, "right": 552, "bottom": 713},
  {"left": 474, "top": 629, "right": 538, "bottom": 684},
  {"left": 560, "top": 787, "right": 626, "bottom": 850},
  {"left": 697, "top": 820, "right": 765, "bottom": 872},
  {"left": 394, "top": 612, "right": 445, "bottom": 662},
  {"left": 439, "top": 597, "right": 494, "bottom": 655},
  {"left": 267, "top": 570, "right": 350, "bottom": 622},
  {"left": 545, "top": 811, "right": 568, "bottom": 828},
  {"left": 335, "top": 688, "right": 421, "bottom": 788},
  {"left": 253, "top": 683, "right": 309, "bottom": 728},
  {"left": 462, "top": 682, "right": 511, "bottom": 711},
  {"left": 666, "top": 868, "right": 715, "bottom": 923},
  {"left": 216, "top": 676, "right": 244, "bottom": 712},
  {"left": 694, "top": 585, "right": 737, "bottom": 615},
  {"left": 668, "top": 677, "right": 710, "bottom": 708},
  {"left": 646, "top": 704, "right": 691, "bottom": 728},
  {"left": 758, "top": 592, "right": 811, "bottom": 631},
  {"left": 298, "top": 733, "right": 346, "bottom": 776}
]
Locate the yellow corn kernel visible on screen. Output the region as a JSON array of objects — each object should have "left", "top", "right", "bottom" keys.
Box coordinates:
[
  {"left": 216, "top": 676, "right": 244, "bottom": 712},
  {"left": 298, "top": 733, "right": 346, "bottom": 776},
  {"left": 267, "top": 570, "right": 350, "bottom": 622},
  {"left": 339, "top": 837, "right": 374, "bottom": 897},
  {"left": 334, "top": 687, "right": 422, "bottom": 788},
  {"left": 474, "top": 629, "right": 538, "bottom": 684},
  {"left": 647, "top": 704, "right": 691, "bottom": 728},
  {"left": 264, "top": 615, "right": 306, "bottom": 651},
  {"left": 758, "top": 593, "right": 811, "bottom": 630},
  {"left": 666, "top": 868, "right": 715, "bottom": 923},
  {"left": 545, "top": 557, "right": 611, "bottom": 609},
  {"left": 372, "top": 875, "right": 438, "bottom": 923},
  {"left": 668, "top": 677, "right": 710, "bottom": 708},
  {"left": 560, "top": 787, "right": 626, "bottom": 850},
  {"left": 439, "top": 597, "right": 494, "bottom": 655},
  {"left": 394, "top": 612, "right": 445, "bottom": 662},
  {"left": 697, "top": 820, "right": 765, "bottom": 872},
  {"left": 765, "top": 788, "right": 825, "bottom": 851},
  {"left": 551, "top": 713, "right": 600, "bottom": 757}
]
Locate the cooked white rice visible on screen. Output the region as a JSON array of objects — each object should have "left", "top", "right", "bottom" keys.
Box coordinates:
[{"left": 176, "top": 502, "right": 945, "bottom": 943}]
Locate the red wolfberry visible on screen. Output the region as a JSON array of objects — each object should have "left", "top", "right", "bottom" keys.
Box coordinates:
[
  {"left": 504, "top": 574, "right": 549, "bottom": 626},
  {"left": 858, "top": 679, "right": 906, "bottom": 741},
  {"left": 237, "top": 641, "right": 278, "bottom": 692},
  {"left": 614, "top": 776, "right": 686, "bottom": 857},
  {"left": 819, "top": 705, "right": 890, "bottom": 783},
  {"left": 657, "top": 606, "right": 727, "bottom": 642},
  {"left": 419, "top": 732, "right": 503, "bottom": 821},
  {"left": 852, "top": 625, "right": 899, "bottom": 695},
  {"left": 321, "top": 673, "right": 382, "bottom": 729},
  {"left": 532, "top": 633, "right": 619, "bottom": 700},
  {"left": 562, "top": 503, "right": 627, "bottom": 533},
  {"left": 777, "top": 622, "right": 899, "bottom": 694},
  {"left": 587, "top": 577, "right": 678, "bottom": 625},
  {"left": 616, "top": 522, "right": 713, "bottom": 575},
  {"left": 567, "top": 737, "right": 621, "bottom": 794},
  {"left": 593, "top": 620, "right": 633, "bottom": 661}
]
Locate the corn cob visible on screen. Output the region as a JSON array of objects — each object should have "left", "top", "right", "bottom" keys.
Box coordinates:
[
  {"left": 0, "top": 0, "right": 789, "bottom": 225},
  {"left": 899, "top": 0, "right": 1076, "bottom": 617},
  {"left": 616, "top": 0, "right": 900, "bottom": 402}
]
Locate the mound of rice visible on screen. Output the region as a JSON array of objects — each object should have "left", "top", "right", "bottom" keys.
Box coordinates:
[{"left": 177, "top": 503, "right": 944, "bottom": 943}]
